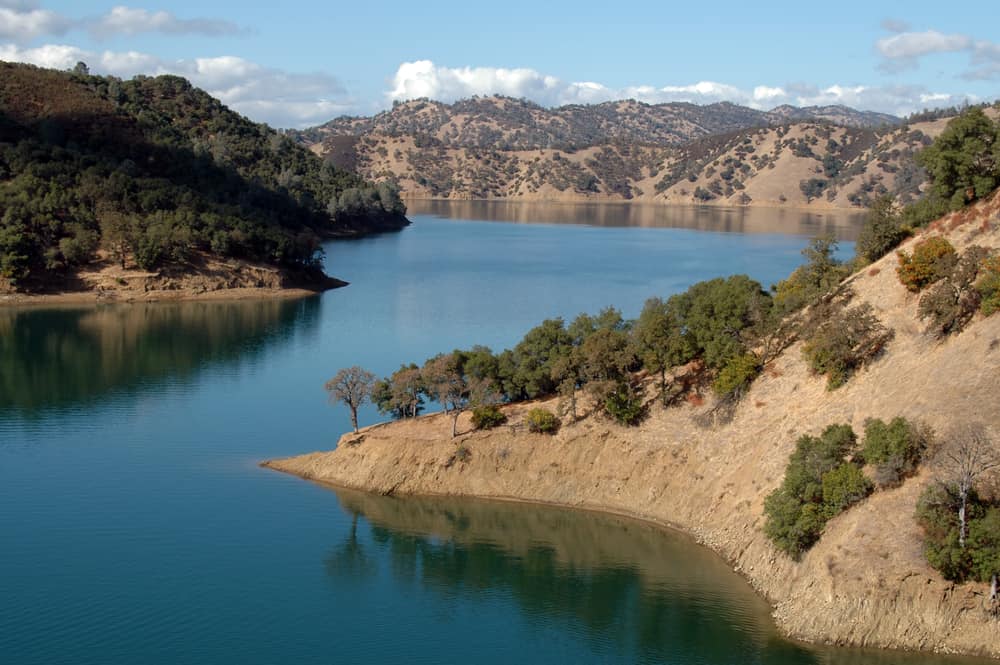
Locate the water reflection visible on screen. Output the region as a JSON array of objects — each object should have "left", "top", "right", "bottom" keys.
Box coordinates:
[
  {"left": 0, "top": 298, "right": 320, "bottom": 415},
  {"left": 407, "top": 200, "right": 865, "bottom": 240},
  {"left": 325, "top": 488, "right": 992, "bottom": 665}
]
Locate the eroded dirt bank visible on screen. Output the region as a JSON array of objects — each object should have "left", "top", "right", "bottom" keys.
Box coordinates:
[{"left": 266, "top": 200, "right": 1000, "bottom": 658}]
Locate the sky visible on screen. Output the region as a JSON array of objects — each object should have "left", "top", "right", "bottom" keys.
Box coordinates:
[{"left": 1, "top": 1, "right": 997, "bottom": 128}]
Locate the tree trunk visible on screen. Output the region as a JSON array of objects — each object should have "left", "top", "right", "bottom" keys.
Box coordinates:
[
  {"left": 959, "top": 490, "right": 968, "bottom": 548},
  {"left": 350, "top": 406, "right": 359, "bottom": 433},
  {"left": 451, "top": 410, "right": 459, "bottom": 438}
]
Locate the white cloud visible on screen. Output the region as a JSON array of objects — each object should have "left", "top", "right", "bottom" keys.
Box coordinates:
[
  {"left": 90, "top": 6, "right": 245, "bottom": 39},
  {"left": 0, "top": 43, "right": 348, "bottom": 128},
  {"left": 388, "top": 60, "right": 562, "bottom": 104},
  {"left": 0, "top": 5, "right": 70, "bottom": 41},
  {"left": 874, "top": 27, "right": 1000, "bottom": 79},
  {"left": 385, "top": 60, "right": 972, "bottom": 117},
  {"left": 876, "top": 30, "right": 971, "bottom": 65},
  {"left": 880, "top": 18, "right": 910, "bottom": 34}
]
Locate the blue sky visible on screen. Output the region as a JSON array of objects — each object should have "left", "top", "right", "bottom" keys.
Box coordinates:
[{"left": 1, "top": 1, "right": 997, "bottom": 128}]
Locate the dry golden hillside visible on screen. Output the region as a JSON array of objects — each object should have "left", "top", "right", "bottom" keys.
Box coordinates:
[{"left": 267, "top": 193, "right": 1000, "bottom": 657}]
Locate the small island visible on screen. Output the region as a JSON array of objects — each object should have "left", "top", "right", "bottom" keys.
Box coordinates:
[{"left": 0, "top": 62, "right": 409, "bottom": 303}]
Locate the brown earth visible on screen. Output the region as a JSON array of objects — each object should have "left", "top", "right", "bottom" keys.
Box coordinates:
[
  {"left": 0, "top": 251, "right": 345, "bottom": 306},
  {"left": 265, "top": 194, "right": 1000, "bottom": 658}
]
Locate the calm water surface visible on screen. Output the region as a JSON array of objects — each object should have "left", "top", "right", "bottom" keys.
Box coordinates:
[{"left": 0, "top": 204, "right": 988, "bottom": 664}]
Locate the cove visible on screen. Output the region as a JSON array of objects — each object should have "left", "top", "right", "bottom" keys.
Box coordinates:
[{"left": 1, "top": 203, "right": 989, "bottom": 664}]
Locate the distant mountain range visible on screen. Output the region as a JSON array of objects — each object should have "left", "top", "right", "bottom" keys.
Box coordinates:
[
  {"left": 294, "top": 97, "right": 901, "bottom": 150},
  {"left": 288, "top": 96, "right": 985, "bottom": 209}
]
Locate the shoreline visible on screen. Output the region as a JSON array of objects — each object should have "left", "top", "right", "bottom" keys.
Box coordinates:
[
  {"left": 262, "top": 461, "right": 969, "bottom": 660},
  {"left": 400, "top": 194, "right": 868, "bottom": 213},
  {"left": 0, "top": 283, "right": 340, "bottom": 307}
]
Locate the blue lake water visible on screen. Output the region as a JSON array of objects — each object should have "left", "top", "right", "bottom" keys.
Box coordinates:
[{"left": 0, "top": 204, "right": 990, "bottom": 664}]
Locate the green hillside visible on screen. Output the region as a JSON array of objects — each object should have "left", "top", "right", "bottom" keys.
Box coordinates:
[{"left": 0, "top": 62, "right": 408, "bottom": 290}]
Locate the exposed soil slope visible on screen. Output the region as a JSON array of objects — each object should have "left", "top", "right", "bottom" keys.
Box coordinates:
[{"left": 267, "top": 194, "right": 1000, "bottom": 657}]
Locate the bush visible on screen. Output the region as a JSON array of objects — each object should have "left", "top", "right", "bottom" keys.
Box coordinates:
[
  {"left": 471, "top": 404, "right": 507, "bottom": 430},
  {"left": 918, "top": 246, "right": 990, "bottom": 337},
  {"left": 526, "top": 408, "right": 559, "bottom": 434},
  {"left": 712, "top": 353, "right": 761, "bottom": 399},
  {"left": 821, "top": 463, "right": 873, "bottom": 515},
  {"left": 603, "top": 380, "right": 646, "bottom": 426},
  {"left": 978, "top": 255, "right": 1000, "bottom": 316},
  {"left": 896, "top": 236, "right": 957, "bottom": 292},
  {"left": 860, "top": 417, "right": 929, "bottom": 488},
  {"left": 802, "top": 303, "right": 894, "bottom": 389},
  {"left": 764, "top": 424, "right": 865, "bottom": 558}
]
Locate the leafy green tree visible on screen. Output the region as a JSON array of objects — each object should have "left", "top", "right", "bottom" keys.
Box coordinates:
[
  {"left": 325, "top": 366, "right": 376, "bottom": 433},
  {"left": 855, "top": 195, "right": 908, "bottom": 263},
  {"left": 373, "top": 364, "right": 425, "bottom": 419},
  {"left": 503, "top": 318, "right": 572, "bottom": 400},
  {"left": 672, "top": 275, "right": 772, "bottom": 370},
  {"left": 633, "top": 296, "right": 695, "bottom": 401},
  {"left": 917, "top": 108, "right": 1000, "bottom": 210},
  {"left": 773, "top": 234, "right": 849, "bottom": 315}
]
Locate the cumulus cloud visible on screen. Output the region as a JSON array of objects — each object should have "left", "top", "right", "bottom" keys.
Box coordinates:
[
  {"left": 0, "top": 2, "right": 246, "bottom": 42},
  {"left": 876, "top": 30, "right": 971, "bottom": 71},
  {"left": 0, "top": 43, "right": 350, "bottom": 128},
  {"left": 0, "top": 4, "right": 71, "bottom": 41},
  {"left": 874, "top": 26, "right": 1000, "bottom": 79},
  {"left": 89, "top": 6, "right": 245, "bottom": 39},
  {"left": 386, "top": 60, "right": 972, "bottom": 117}
]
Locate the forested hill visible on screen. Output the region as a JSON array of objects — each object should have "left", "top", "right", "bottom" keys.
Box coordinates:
[{"left": 0, "top": 62, "right": 408, "bottom": 292}]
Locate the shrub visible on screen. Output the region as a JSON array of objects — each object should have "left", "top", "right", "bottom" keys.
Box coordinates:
[
  {"left": 860, "top": 417, "right": 929, "bottom": 488},
  {"left": 978, "top": 255, "right": 1000, "bottom": 316},
  {"left": 603, "top": 380, "right": 646, "bottom": 426},
  {"left": 821, "top": 463, "right": 873, "bottom": 515},
  {"left": 712, "top": 353, "right": 761, "bottom": 399},
  {"left": 525, "top": 408, "right": 559, "bottom": 434},
  {"left": 969, "top": 508, "right": 1000, "bottom": 584},
  {"left": 764, "top": 424, "right": 865, "bottom": 558},
  {"left": 802, "top": 303, "right": 894, "bottom": 389},
  {"left": 454, "top": 444, "right": 471, "bottom": 463},
  {"left": 918, "top": 246, "right": 990, "bottom": 338},
  {"left": 471, "top": 404, "right": 507, "bottom": 430},
  {"left": 896, "top": 236, "right": 957, "bottom": 292}
]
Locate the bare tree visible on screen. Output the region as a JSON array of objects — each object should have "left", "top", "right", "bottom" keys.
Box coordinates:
[
  {"left": 938, "top": 423, "right": 1000, "bottom": 547},
  {"left": 325, "top": 366, "right": 376, "bottom": 433}
]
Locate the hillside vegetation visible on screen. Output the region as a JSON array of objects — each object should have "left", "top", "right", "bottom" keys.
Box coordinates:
[
  {"left": 294, "top": 95, "right": 999, "bottom": 209},
  {"left": 271, "top": 114, "right": 1000, "bottom": 657},
  {"left": 0, "top": 62, "right": 408, "bottom": 292}
]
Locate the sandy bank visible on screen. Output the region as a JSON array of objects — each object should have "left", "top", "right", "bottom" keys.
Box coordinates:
[
  {"left": 265, "top": 197, "right": 1000, "bottom": 658},
  {"left": 0, "top": 253, "right": 347, "bottom": 306}
]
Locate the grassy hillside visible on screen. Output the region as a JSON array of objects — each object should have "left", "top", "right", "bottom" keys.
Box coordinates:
[
  {"left": 0, "top": 62, "right": 408, "bottom": 292},
  {"left": 295, "top": 95, "right": 998, "bottom": 209}
]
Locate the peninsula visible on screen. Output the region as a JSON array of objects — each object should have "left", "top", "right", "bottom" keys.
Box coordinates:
[{"left": 267, "top": 188, "right": 1000, "bottom": 658}]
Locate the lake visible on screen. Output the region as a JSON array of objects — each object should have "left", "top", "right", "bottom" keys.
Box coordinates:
[{"left": 0, "top": 203, "right": 988, "bottom": 664}]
